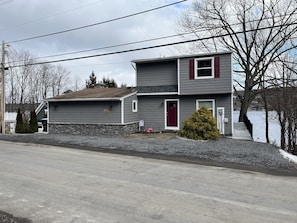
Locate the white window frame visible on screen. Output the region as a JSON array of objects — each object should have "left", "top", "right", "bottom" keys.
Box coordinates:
[
  {"left": 164, "top": 99, "right": 180, "bottom": 130},
  {"left": 195, "top": 57, "right": 214, "bottom": 79},
  {"left": 196, "top": 99, "right": 215, "bottom": 116},
  {"left": 132, "top": 100, "right": 138, "bottom": 112}
]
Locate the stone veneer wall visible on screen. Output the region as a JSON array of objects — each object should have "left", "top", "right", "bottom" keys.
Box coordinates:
[{"left": 49, "top": 122, "right": 139, "bottom": 137}]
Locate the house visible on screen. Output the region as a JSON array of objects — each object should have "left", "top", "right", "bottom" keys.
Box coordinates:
[
  {"left": 46, "top": 52, "right": 233, "bottom": 136},
  {"left": 133, "top": 51, "right": 233, "bottom": 136},
  {"left": 46, "top": 87, "right": 138, "bottom": 136}
]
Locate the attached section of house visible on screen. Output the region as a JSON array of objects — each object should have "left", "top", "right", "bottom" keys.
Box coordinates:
[
  {"left": 133, "top": 52, "right": 233, "bottom": 136},
  {"left": 46, "top": 88, "right": 138, "bottom": 136}
]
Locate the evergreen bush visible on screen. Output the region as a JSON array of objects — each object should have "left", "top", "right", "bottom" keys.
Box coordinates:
[
  {"left": 178, "top": 106, "right": 220, "bottom": 140},
  {"left": 29, "top": 110, "right": 38, "bottom": 133},
  {"left": 15, "top": 108, "right": 23, "bottom": 133}
]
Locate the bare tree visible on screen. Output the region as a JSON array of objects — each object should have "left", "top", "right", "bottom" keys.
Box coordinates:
[
  {"left": 266, "top": 56, "right": 297, "bottom": 153},
  {"left": 6, "top": 53, "right": 19, "bottom": 110},
  {"left": 38, "top": 64, "right": 53, "bottom": 100},
  {"left": 16, "top": 51, "right": 35, "bottom": 104},
  {"left": 51, "top": 65, "right": 70, "bottom": 96},
  {"left": 180, "top": 0, "right": 297, "bottom": 121},
  {"left": 6, "top": 49, "right": 75, "bottom": 107}
]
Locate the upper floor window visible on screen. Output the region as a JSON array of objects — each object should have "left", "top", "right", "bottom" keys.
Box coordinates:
[{"left": 195, "top": 57, "right": 214, "bottom": 79}]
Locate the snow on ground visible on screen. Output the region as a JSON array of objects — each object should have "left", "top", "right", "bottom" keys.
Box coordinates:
[
  {"left": 233, "top": 110, "right": 297, "bottom": 162},
  {"left": 233, "top": 110, "right": 280, "bottom": 146},
  {"left": 5, "top": 112, "right": 17, "bottom": 121},
  {"left": 279, "top": 149, "right": 297, "bottom": 164}
]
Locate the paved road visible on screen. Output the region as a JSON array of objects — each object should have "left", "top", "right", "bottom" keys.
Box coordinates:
[{"left": 0, "top": 141, "right": 297, "bottom": 223}]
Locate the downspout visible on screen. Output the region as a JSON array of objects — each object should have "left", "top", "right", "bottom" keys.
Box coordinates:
[
  {"left": 121, "top": 98, "right": 124, "bottom": 124},
  {"left": 177, "top": 58, "right": 180, "bottom": 95}
]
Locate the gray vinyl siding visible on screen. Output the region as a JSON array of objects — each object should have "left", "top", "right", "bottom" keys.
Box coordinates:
[
  {"left": 136, "top": 60, "right": 177, "bottom": 87},
  {"left": 179, "top": 53, "right": 232, "bottom": 95},
  {"left": 123, "top": 94, "right": 139, "bottom": 123},
  {"left": 49, "top": 101, "right": 121, "bottom": 124},
  {"left": 138, "top": 96, "right": 172, "bottom": 132},
  {"left": 179, "top": 94, "right": 233, "bottom": 135},
  {"left": 138, "top": 94, "right": 232, "bottom": 135}
]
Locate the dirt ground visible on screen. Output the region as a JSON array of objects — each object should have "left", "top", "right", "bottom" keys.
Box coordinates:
[{"left": 124, "top": 132, "right": 178, "bottom": 140}]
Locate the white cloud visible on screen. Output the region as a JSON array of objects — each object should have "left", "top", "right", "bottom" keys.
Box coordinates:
[{"left": 0, "top": 0, "right": 192, "bottom": 87}]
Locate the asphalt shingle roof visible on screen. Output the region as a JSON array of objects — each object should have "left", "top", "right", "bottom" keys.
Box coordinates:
[{"left": 47, "top": 88, "right": 136, "bottom": 101}]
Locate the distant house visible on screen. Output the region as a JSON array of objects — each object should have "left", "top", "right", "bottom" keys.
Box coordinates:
[{"left": 47, "top": 52, "right": 233, "bottom": 136}]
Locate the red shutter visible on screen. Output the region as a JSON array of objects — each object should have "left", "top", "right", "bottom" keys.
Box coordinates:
[
  {"left": 214, "top": 57, "right": 220, "bottom": 78},
  {"left": 189, "top": 59, "right": 194, "bottom": 80}
]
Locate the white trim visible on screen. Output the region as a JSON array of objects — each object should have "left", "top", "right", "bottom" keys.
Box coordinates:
[
  {"left": 177, "top": 58, "right": 180, "bottom": 95},
  {"left": 49, "top": 121, "right": 139, "bottom": 125},
  {"left": 194, "top": 57, "right": 214, "bottom": 79},
  {"left": 231, "top": 56, "right": 234, "bottom": 135},
  {"left": 120, "top": 91, "right": 137, "bottom": 100},
  {"left": 131, "top": 51, "right": 232, "bottom": 63},
  {"left": 132, "top": 100, "right": 138, "bottom": 112},
  {"left": 46, "top": 102, "right": 49, "bottom": 132},
  {"left": 164, "top": 99, "right": 179, "bottom": 130},
  {"left": 217, "top": 107, "right": 225, "bottom": 135},
  {"left": 196, "top": 99, "right": 215, "bottom": 116},
  {"left": 137, "top": 92, "right": 178, "bottom": 96},
  {"left": 46, "top": 91, "right": 137, "bottom": 102},
  {"left": 121, "top": 99, "right": 124, "bottom": 124},
  {"left": 47, "top": 98, "right": 122, "bottom": 102}
]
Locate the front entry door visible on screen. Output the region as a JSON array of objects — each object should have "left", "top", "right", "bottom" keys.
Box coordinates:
[{"left": 166, "top": 100, "right": 178, "bottom": 129}]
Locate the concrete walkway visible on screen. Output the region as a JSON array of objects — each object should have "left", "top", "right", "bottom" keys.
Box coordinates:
[{"left": 233, "top": 122, "right": 253, "bottom": 141}]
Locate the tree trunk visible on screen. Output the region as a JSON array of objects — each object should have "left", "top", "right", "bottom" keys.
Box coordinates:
[
  {"left": 239, "top": 102, "right": 248, "bottom": 122},
  {"left": 262, "top": 91, "right": 270, "bottom": 144},
  {"left": 239, "top": 87, "right": 254, "bottom": 122}
]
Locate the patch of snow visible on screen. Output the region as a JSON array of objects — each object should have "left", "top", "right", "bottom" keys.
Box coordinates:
[
  {"left": 5, "top": 112, "right": 17, "bottom": 121},
  {"left": 279, "top": 149, "right": 297, "bottom": 164},
  {"left": 233, "top": 110, "right": 280, "bottom": 146}
]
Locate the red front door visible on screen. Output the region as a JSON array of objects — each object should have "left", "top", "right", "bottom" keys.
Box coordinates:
[{"left": 167, "top": 101, "right": 178, "bottom": 127}]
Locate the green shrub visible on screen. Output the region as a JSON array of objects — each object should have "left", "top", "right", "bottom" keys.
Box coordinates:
[
  {"left": 178, "top": 106, "right": 220, "bottom": 140},
  {"left": 15, "top": 108, "right": 37, "bottom": 133},
  {"left": 29, "top": 110, "right": 38, "bottom": 133},
  {"left": 15, "top": 108, "right": 23, "bottom": 133}
]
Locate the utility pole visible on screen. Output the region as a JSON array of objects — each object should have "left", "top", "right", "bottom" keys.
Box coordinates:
[{"left": 1, "top": 41, "right": 5, "bottom": 134}]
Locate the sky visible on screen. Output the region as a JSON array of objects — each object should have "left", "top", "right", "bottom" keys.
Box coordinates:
[{"left": 0, "top": 0, "right": 193, "bottom": 88}]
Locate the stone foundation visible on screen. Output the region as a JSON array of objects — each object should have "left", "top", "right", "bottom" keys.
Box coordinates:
[{"left": 49, "top": 122, "right": 139, "bottom": 137}]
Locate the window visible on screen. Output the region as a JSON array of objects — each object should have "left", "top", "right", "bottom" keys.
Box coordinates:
[
  {"left": 196, "top": 99, "right": 215, "bottom": 116},
  {"left": 132, "top": 100, "right": 138, "bottom": 112},
  {"left": 195, "top": 57, "right": 214, "bottom": 79}
]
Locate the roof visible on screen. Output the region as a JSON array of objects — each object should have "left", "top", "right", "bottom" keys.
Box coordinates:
[
  {"left": 47, "top": 87, "right": 136, "bottom": 102},
  {"left": 131, "top": 51, "right": 232, "bottom": 64}
]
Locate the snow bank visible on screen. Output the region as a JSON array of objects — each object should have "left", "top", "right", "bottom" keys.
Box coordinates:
[
  {"left": 5, "top": 112, "right": 17, "bottom": 121},
  {"left": 279, "top": 149, "right": 297, "bottom": 164},
  {"left": 233, "top": 110, "right": 280, "bottom": 146}
]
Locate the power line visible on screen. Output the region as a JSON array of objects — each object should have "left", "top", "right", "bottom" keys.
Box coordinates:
[
  {"left": 15, "top": 32, "right": 193, "bottom": 62},
  {"left": 0, "top": 0, "right": 13, "bottom": 6},
  {"left": 8, "top": 21, "right": 297, "bottom": 68},
  {"left": 8, "top": 0, "right": 188, "bottom": 44},
  {"left": 26, "top": 12, "right": 297, "bottom": 62},
  {"left": 0, "top": 0, "right": 103, "bottom": 32}
]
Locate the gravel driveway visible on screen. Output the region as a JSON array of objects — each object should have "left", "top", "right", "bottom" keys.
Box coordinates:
[{"left": 0, "top": 133, "right": 296, "bottom": 175}]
